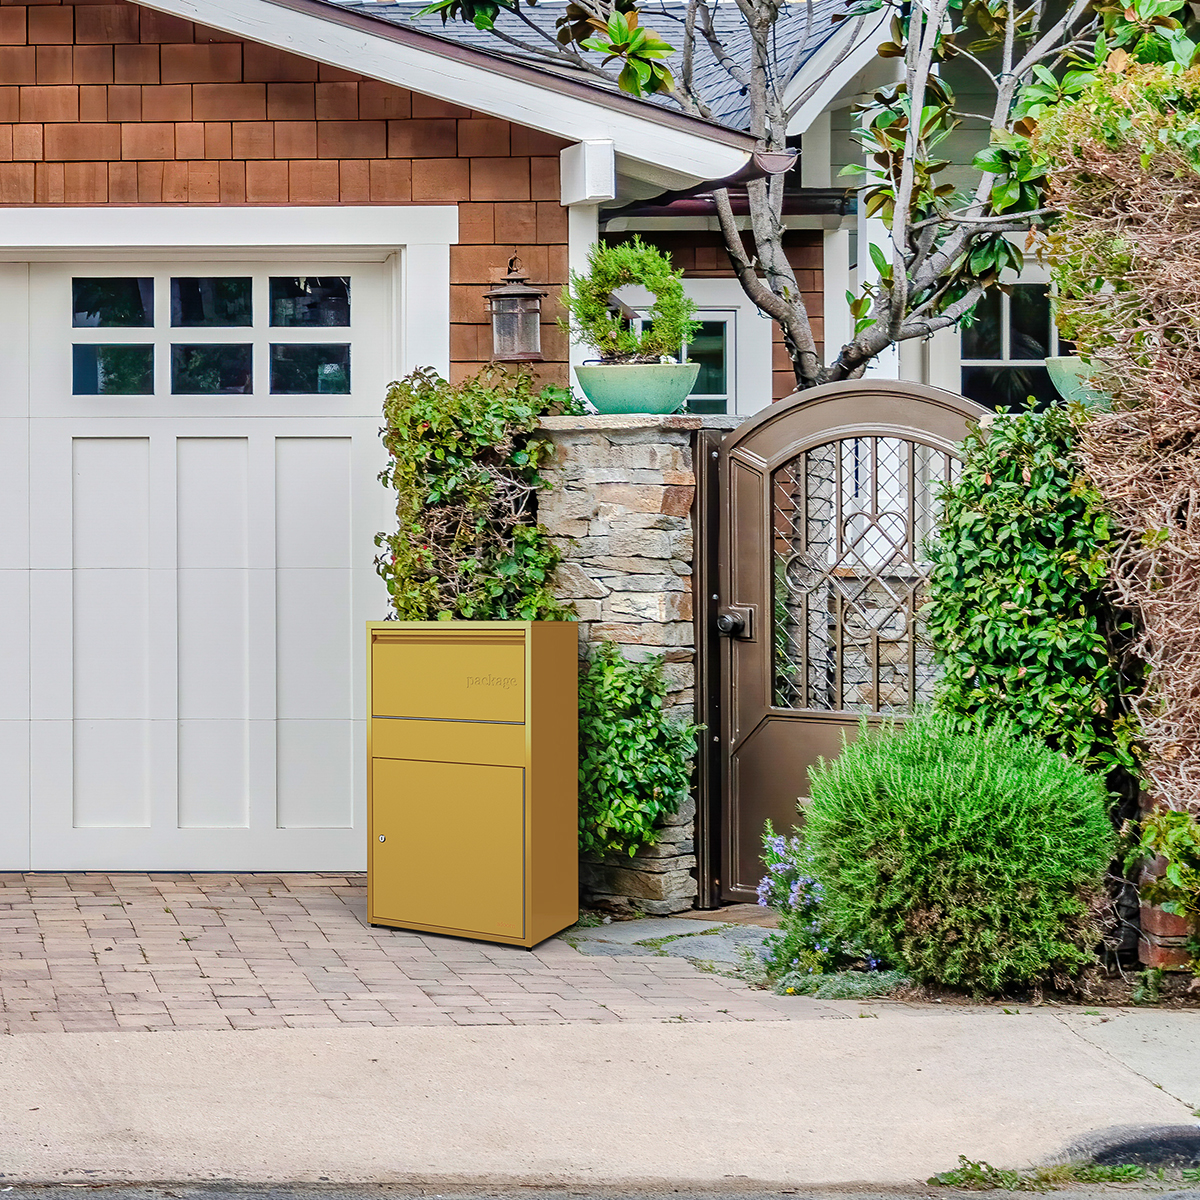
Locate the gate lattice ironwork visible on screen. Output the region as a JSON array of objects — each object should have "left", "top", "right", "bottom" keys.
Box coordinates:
[
  {"left": 771, "top": 437, "right": 959, "bottom": 714},
  {"left": 716, "top": 381, "right": 984, "bottom": 904}
]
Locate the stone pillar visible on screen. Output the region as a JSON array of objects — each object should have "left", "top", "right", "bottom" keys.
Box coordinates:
[{"left": 538, "top": 414, "right": 736, "bottom": 915}]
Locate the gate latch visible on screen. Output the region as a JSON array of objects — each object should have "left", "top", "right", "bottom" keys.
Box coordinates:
[{"left": 716, "top": 605, "right": 754, "bottom": 640}]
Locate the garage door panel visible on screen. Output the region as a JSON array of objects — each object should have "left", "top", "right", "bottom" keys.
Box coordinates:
[
  {"left": 275, "top": 567, "right": 353, "bottom": 720},
  {"left": 73, "top": 569, "right": 151, "bottom": 720},
  {"left": 0, "top": 419, "right": 29, "bottom": 569},
  {"left": 0, "top": 571, "right": 29, "bottom": 722},
  {"left": 72, "top": 437, "right": 150, "bottom": 568},
  {"left": 177, "top": 437, "right": 249, "bottom": 569},
  {"left": 178, "top": 568, "right": 250, "bottom": 718},
  {"left": 25, "top": 262, "right": 390, "bottom": 870},
  {"left": 275, "top": 436, "right": 353, "bottom": 569},
  {"left": 0, "top": 720, "right": 30, "bottom": 869},
  {"left": 276, "top": 718, "right": 355, "bottom": 829},
  {"left": 178, "top": 718, "right": 250, "bottom": 829},
  {"left": 72, "top": 718, "right": 152, "bottom": 828}
]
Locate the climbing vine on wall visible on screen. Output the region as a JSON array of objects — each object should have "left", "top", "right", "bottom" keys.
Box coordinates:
[
  {"left": 1041, "top": 64, "right": 1200, "bottom": 817},
  {"left": 375, "top": 366, "right": 581, "bottom": 621}
]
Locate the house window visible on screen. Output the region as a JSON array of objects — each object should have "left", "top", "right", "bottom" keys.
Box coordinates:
[
  {"left": 960, "top": 283, "right": 1060, "bottom": 410},
  {"left": 71, "top": 273, "right": 354, "bottom": 397},
  {"left": 684, "top": 318, "right": 731, "bottom": 415},
  {"left": 637, "top": 310, "right": 734, "bottom": 414}
]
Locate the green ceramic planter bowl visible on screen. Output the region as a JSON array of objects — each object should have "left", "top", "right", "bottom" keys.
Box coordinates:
[
  {"left": 574, "top": 362, "right": 701, "bottom": 415},
  {"left": 1045, "top": 355, "right": 1109, "bottom": 408}
]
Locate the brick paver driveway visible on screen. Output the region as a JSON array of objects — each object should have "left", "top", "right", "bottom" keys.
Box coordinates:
[{"left": 0, "top": 873, "right": 812, "bottom": 1033}]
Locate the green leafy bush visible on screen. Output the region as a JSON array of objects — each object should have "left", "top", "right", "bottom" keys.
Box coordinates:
[
  {"left": 375, "top": 366, "right": 580, "bottom": 621},
  {"left": 578, "top": 642, "right": 699, "bottom": 858},
  {"left": 805, "top": 712, "right": 1116, "bottom": 992},
  {"left": 926, "top": 404, "right": 1139, "bottom": 791},
  {"left": 562, "top": 237, "right": 699, "bottom": 362}
]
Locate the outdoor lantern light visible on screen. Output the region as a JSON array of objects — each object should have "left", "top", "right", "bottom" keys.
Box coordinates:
[{"left": 484, "top": 256, "right": 546, "bottom": 362}]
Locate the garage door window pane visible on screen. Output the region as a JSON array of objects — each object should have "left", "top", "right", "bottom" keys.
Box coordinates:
[
  {"left": 171, "top": 278, "right": 253, "bottom": 327},
  {"left": 73, "top": 344, "right": 154, "bottom": 394},
  {"left": 73, "top": 278, "right": 154, "bottom": 328},
  {"left": 270, "top": 344, "right": 350, "bottom": 394},
  {"left": 270, "top": 277, "right": 350, "bottom": 327},
  {"left": 172, "top": 344, "right": 253, "bottom": 394}
]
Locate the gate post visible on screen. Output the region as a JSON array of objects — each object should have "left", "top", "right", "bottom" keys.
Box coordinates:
[{"left": 538, "top": 413, "right": 742, "bottom": 914}]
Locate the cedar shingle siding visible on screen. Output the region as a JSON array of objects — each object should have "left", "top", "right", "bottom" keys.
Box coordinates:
[{"left": 0, "top": 0, "right": 571, "bottom": 384}]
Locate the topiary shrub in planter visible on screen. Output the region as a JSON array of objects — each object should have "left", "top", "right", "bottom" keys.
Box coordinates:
[
  {"left": 562, "top": 237, "right": 700, "bottom": 414},
  {"left": 804, "top": 711, "right": 1116, "bottom": 992}
]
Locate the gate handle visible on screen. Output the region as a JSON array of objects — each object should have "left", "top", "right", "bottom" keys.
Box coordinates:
[{"left": 717, "top": 606, "right": 754, "bottom": 639}]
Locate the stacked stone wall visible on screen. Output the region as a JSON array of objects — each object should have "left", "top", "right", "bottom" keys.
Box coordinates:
[{"left": 539, "top": 413, "right": 737, "bottom": 914}]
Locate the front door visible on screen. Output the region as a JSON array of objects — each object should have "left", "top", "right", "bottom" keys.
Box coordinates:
[
  {"left": 717, "top": 380, "right": 984, "bottom": 902},
  {"left": 12, "top": 259, "right": 394, "bottom": 870}
]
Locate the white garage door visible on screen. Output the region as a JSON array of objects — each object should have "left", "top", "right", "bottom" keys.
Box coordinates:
[{"left": 0, "top": 260, "right": 395, "bottom": 870}]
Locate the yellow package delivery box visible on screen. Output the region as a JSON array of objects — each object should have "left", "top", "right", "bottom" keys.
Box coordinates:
[{"left": 367, "top": 621, "right": 579, "bottom": 947}]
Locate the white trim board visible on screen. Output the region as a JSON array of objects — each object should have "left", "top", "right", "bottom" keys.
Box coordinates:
[
  {"left": 0, "top": 205, "right": 455, "bottom": 377},
  {"left": 0, "top": 205, "right": 458, "bottom": 253},
  {"left": 131, "top": 0, "right": 752, "bottom": 189}
]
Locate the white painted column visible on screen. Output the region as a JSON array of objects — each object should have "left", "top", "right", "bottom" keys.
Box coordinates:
[
  {"left": 898, "top": 335, "right": 926, "bottom": 383},
  {"left": 860, "top": 205, "right": 899, "bottom": 380},
  {"left": 400, "top": 242, "right": 452, "bottom": 378},
  {"left": 926, "top": 325, "right": 961, "bottom": 392},
  {"left": 801, "top": 112, "right": 831, "bottom": 189},
  {"left": 822, "top": 228, "right": 852, "bottom": 366},
  {"left": 566, "top": 203, "right": 600, "bottom": 399}
]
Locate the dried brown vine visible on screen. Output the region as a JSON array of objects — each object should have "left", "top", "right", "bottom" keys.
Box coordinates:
[{"left": 1042, "top": 65, "right": 1200, "bottom": 815}]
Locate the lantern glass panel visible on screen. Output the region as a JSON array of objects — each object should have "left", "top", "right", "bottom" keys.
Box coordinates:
[{"left": 491, "top": 299, "right": 542, "bottom": 360}]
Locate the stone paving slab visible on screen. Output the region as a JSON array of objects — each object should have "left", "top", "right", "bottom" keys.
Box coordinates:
[
  {"left": 0, "top": 873, "right": 836, "bottom": 1033},
  {"left": 564, "top": 916, "right": 773, "bottom": 966},
  {"left": 562, "top": 916, "right": 732, "bottom": 945}
]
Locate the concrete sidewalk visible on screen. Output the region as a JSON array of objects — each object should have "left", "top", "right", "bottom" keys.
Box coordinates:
[{"left": 0, "top": 1006, "right": 1195, "bottom": 1187}]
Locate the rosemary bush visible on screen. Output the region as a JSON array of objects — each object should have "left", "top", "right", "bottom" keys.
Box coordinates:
[{"left": 805, "top": 712, "right": 1115, "bottom": 991}]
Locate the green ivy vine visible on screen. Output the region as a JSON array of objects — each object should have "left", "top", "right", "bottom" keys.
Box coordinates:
[{"left": 375, "top": 365, "right": 581, "bottom": 621}]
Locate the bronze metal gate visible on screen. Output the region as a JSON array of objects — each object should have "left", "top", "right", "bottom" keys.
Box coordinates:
[{"left": 715, "top": 380, "right": 985, "bottom": 903}]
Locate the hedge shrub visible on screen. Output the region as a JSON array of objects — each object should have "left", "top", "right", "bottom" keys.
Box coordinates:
[
  {"left": 925, "top": 404, "right": 1139, "bottom": 794},
  {"left": 805, "top": 711, "right": 1115, "bottom": 991},
  {"left": 375, "top": 365, "right": 579, "bottom": 621}
]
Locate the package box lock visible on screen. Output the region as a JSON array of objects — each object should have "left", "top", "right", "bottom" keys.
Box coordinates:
[{"left": 367, "top": 621, "right": 579, "bottom": 947}]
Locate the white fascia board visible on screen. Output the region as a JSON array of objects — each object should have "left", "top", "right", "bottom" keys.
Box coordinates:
[
  {"left": 785, "top": 12, "right": 888, "bottom": 137},
  {"left": 0, "top": 205, "right": 458, "bottom": 253},
  {"left": 133, "top": 0, "right": 752, "bottom": 186}
]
